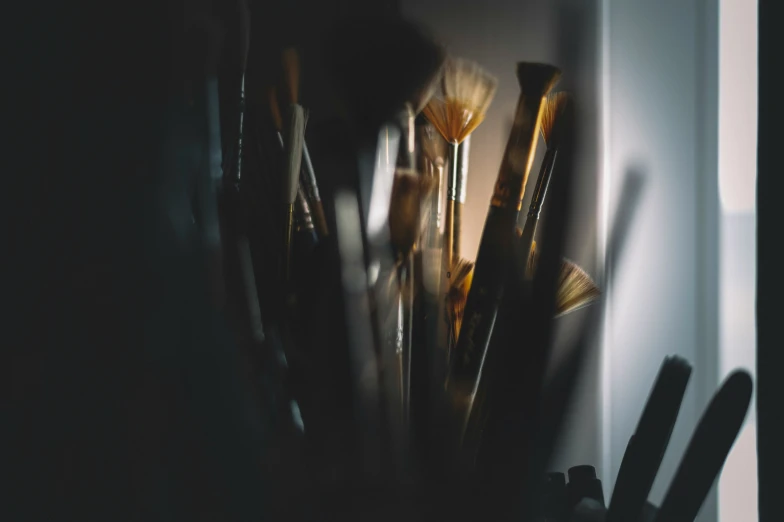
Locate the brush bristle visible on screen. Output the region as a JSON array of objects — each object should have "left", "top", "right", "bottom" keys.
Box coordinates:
[
  {"left": 540, "top": 92, "right": 570, "bottom": 148},
  {"left": 325, "top": 17, "right": 445, "bottom": 132},
  {"left": 557, "top": 260, "right": 601, "bottom": 315},
  {"left": 282, "top": 47, "right": 300, "bottom": 105},
  {"left": 447, "top": 257, "right": 475, "bottom": 341},
  {"left": 269, "top": 87, "right": 283, "bottom": 131},
  {"left": 527, "top": 242, "right": 601, "bottom": 316},
  {"left": 284, "top": 105, "right": 306, "bottom": 204},
  {"left": 423, "top": 57, "right": 498, "bottom": 144}
]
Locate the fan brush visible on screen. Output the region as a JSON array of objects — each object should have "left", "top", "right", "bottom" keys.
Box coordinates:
[
  {"left": 527, "top": 241, "right": 601, "bottom": 316},
  {"left": 445, "top": 257, "right": 475, "bottom": 362},
  {"left": 423, "top": 57, "right": 498, "bottom": 267}
]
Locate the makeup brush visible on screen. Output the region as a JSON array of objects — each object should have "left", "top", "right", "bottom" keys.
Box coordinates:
[
  {"left": 326, "top": 17, "right": 444, "bottom": 445},
  {"left": 518, "top": 92, "right": 571, "bottom": 266},
  {"left": 445, "top": 62, "right": 561, "bottom": 440},
  {"left": 281, "top": 47, "right": 329, "bottom": 238},
  {"left": 653, "top": 370, "right": 752, "bottom": 522},
  {"left": 423, "top": 57, "right": 498, "bottom": 268}
]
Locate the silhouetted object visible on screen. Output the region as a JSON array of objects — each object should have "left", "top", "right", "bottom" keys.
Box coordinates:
[
  {"left": 606, "top": 355, "right": 692, "bottom": 522},
  {"left": 652, "top": 370, "right": 752, "bottom": 522},
  {"left": 567, "top": 465, "right": 606, "bottom": 512}
]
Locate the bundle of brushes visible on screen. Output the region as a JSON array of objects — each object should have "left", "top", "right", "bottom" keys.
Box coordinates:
[{"left": 206, "top": 11, "right": 631, "bottom": 521}]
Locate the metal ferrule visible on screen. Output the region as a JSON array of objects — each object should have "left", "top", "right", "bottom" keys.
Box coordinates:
[
  {"left": 447, "top": 142, "right": 459, "bottom": 201},
  {"left": 456, "top": 135, "right": 471, "bottom": 204}
]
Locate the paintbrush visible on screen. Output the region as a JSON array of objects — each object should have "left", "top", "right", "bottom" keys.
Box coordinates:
[
  {"left": 268, "top": 86, "right": 318, "bottom": 258},
  {"left": 526, "top": 241, "right": 601, "bottom": 316},
  {"left": 423, "top": 57, "right": 498, "bottom": 268},
  {"left": 420, "top": 121, "right": 447, "bottom": 249},
  {"left": 281, "top": 101, "right": 305, "bottom": 284},
  {"left": 333, "top": 188, "right": 384, "bottom": 479},
  {"left": 518, "top": 92, "right": 571, "bottom": 266},
  {"left": 605, "top": 356, "right": 692, "bottom": 522},
  {"left": 325, "top": 16, "right": 445, "bottom": 479},
  {"left": 444, "top": 62, "right": 561, "bottom": 443},
  {"left": 282, "top": 48, "right": 329, "bottom": 239}
]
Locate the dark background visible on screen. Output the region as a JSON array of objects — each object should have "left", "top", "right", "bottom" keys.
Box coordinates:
[{"left": 5, "top": 0, "right": 778, "bottom": 520}]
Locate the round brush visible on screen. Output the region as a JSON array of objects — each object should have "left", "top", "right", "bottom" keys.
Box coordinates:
[{"left": 423, "top": 57, "right": 498, "bottom": 268}]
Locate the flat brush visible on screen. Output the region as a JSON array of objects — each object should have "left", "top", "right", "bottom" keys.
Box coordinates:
[
  {"left": 445, "top": 62, "right": 561, "bottom": 441},
  {"left": 518, "top": 92, "right": 571, "bottom": 267},
  {"left": 282, "top": 47, "right": 329, "bottom": 238},
  {"left": 423, "top": 57, "right": 498, "bottom": 268},
  {"left": 653, "top": 370, "right": 753, "bottom": 522},
  {"left": 605, "top": 355, "right": 692, "bottom": 522}
]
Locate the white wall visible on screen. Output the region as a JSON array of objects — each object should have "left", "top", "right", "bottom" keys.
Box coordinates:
[
  {"left": 400, "top": 0, "right": 604, "bottom": 474},
  {"left": 601, "top": 1, "right": 721, "bottom": 520},
  {"left": 402, "top": 2, "right": 755, "bottom": 521}
]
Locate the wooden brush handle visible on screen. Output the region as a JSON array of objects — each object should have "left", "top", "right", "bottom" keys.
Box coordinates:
[
  {"left": 453, "top": 202, "right": 463, "bottom": 261},
  {"left": 445, "top": 199, "right": 455, "bottom": 270}
]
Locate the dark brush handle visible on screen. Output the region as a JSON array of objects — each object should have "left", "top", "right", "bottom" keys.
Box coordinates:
[
  {"left": 606, "top": 356, "right": 692, "bottom": 522},
  {"left": 653, "top": 370, "right": 753, "bottom": 522}
]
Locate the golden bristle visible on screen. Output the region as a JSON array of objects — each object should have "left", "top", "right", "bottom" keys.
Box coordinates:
[
  {"left": 527, "top": 242, "right": 601, "bottom": 316},
  {"left": 540, "top": 91, "right": 570, "bottom": 148},
  {"left": 282, "top": 47, "right": 300, "bottom": 105},
  {"left": 556, "top": 261, "right": 601, "bottom": 315},
  {"left": 447, "top": 257, "right": 475, "bottom": 341},
  {"left": 268, "top": 87, "right": 283, "bottom": 131},
  {"left": 423, "top": 57, "right": 498, "bottom": 144}
]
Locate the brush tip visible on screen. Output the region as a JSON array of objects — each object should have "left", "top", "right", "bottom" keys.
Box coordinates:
[
  {"left": 541, "top": 92, "right": 571, "bottom": 148},
  {"left": 516, "top": 62, "right": 562, "bottom": 97}
]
